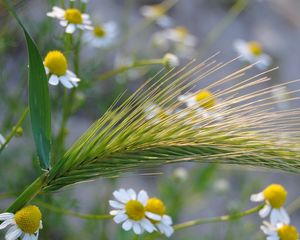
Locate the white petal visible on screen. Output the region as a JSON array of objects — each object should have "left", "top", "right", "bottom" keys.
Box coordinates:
[
  {"left": 48, "top": 75, "right": 59, "bottom": 85},
  {"left": 267, "top": 236, "right": 279, "bottom": 240},
  {"left": 44, "top": 67, "right": 49, "bottom": 74},
  {"left": 66, "top": 24, "right": 76, "bottom": 34},
  {"left": 113, "top": 189, "right": 130, "bottom": 203},
  {"left": 137, "top": 190, "right": 149, "bottom": 205},
  {"left": 157, "top": 222, "right": 174, "bottom": 237},
  {"left": 162, "top": 215, "right": 172, "bottom": 225},
  {"left": 250, "top": 192, "right": 264, "bottom": 202},
  {"left": 22, "top": 234, "right": 32, "bottom": 240},
  {"left": 145, "top": 211, "right": 162, "bottom": 221},
  {"left": 60, "top": 76, "right": 74, "bottom": 89},
  {"left": 256, "top": 54, "right": 272, "bottom": 69},
  {"left": 5, "top": 225, "right": 22, "bottom": 240},
  {"left": 59, "top": 20, "right": 68, "bottom": 27},
  {"left": 110, "top": 210, "right": 125, "bottom": 216},
  {"left": 0, "top": 213, "right": 14, "bottom": 221},
  {"left": 109, "top": 200, "right": 125, "bottom": 209},
  {"left": 122, "top": 219, "right": 133, "bottom": 231},
  {"left": 140, "top": 218, "right": 156, "bottom": 233},
  {"left": 132, "top": 222, "right": 142, "bottom": 235},
  {"left": 0, "top": 219, "right": 15, "bottom": 230},
  {"left": 127, "top": 189, "right": 137, "bottom": 200},
  {"left": 270, "top": 208, "right": 290, "bottom": 225},
  {"left": 279, "top": 208, "right": 290, "bottom": 224},
  {"left": 259, "top": 204, "right": 271, "bottom": 218},
  {"left": 113, "top": 213, "right": 128, "bottom": 224}
]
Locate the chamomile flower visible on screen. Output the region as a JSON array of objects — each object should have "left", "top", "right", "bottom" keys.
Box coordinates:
[
  {"left": 0, "top": 205, "right": 42, "bottom": 240},
  {"left": 140, "top": 4, "right": 173, "bottom": 28},
  {"left": 83, "top": 22, "right": 118, "bottom": 48},
  {"left": 0, "top": 134, "right": 5, "bottom": 146},
  {"left": 145, "top": 198, "right": 174, "bottom": 237},
  {"left": 153, "top": 26, "right": 197, "bottom": 57},
  {"left": 251, "top": 184, "right": 290, "bottom": 224},
  {"left": 109, "top": 189, "right": 156, "bottom": 235},
  {"left": 47, "top": 6, "right": 92, "bottom": 34},
  {"left": 44, "top": 50, "right": 80, "bottom": 88},
  {"left": 233, "top": 39, "right": 271, "bottom": 69},
  {"left": 261, "top": 222, "right": 299, "bottom": 240},
  {"left": 178, "top": 89, "right": 216, "bottom": 110}
]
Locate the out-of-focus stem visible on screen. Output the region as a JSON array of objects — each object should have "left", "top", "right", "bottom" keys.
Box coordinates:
[{"left": 98, "top": 59, "right": 164, "bottom": 81}]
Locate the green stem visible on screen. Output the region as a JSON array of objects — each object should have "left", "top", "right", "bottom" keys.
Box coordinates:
[
  {"left": 133, "top": 235, "right": 139, "bottom": 240},
  {"left": 195, "top": 0, "right": 248, "bottom": 57},
  {"left": 35, "top": 200, "right": 112, "bottom": 220},
  {"left": 98, "top": 59, "right": 164, "bottom": 81},
  {"left": 147, "top": 204, "right": 263, "bottom": 239},
  {"left": 0, "top": 107, "right": 29, "bottom": 153},
  {"left": 6, "top": 173, "right": 48, "bottom": 213}
]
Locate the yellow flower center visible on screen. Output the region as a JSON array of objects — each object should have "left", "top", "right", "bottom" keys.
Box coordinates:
[
  {"left": 44, "top": 50, "right": 68, "bottom": 76},
  {"left": 247, "top": 41, "right": 262, "bottom": 56},
  {"left": 15, "top": 205, "right": 42, "bottom": 234},
  {"left": 125, "top": 200, "right": 145, "bottom": 221},
  {"left": 93, "top": 25, "right": 106, "bottom": 38},
  {"left": 263, "top": 184, "right": 287, "bottom": 208},
  {"left": 278, "top": 225, "right": 299, "bottom": 240},
  {"left": 64, "top": 8, "right": 83, "bottom": 24},
  {"left": 151, "top": 5, "right": 166, "bottom": 16},
  {"left": 175, "top": 26, "right": 189, "bottom": 39},
  {"left": 195, "top": 90, "right": 216, "bottom": 109},
  {"left": 145, "top": 198, "right": 166, "bottom": 223}
]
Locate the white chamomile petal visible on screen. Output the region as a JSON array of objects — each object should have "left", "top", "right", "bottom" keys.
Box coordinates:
[
  {"left": 60, "top": 76, "right": 74, "bottom": 89},
  {"left": 66, "top": 24, "right": 76, "bottom": 34},
  {"left": 270, "top": 208, "right": 290, "bottom": 225},
  {"left": 5, "top": 225, "right": 22, "bottom": 240},
  {"left": 259, "top": 204, "right": 271, "bottom": 218},
  {"left": 113, "top": 189, "right": 129, "bottom": 203},
  {"left": 127, "top": 189, "right": 137, "bottom": 200},
  {"left": 140, "top": 218, "right": 156, "bottom": 233},
  {"left": 133, "top": 222, "right": 143, "bottom": 235},
  {"left": 250, "top": 192, "right": 265, "bottom": 202},
  {"left": 0, "top": 213, "right": 14, "bottom": 221},
  {"left": 162, "top": 215, "right": 172, "bottom": 225},
  {"left": 137, "top": 190, "right": 149, "bottom": 205},
  {"left": 113, "top": 213, "right": 128, "bottom": 224},
  {"left": 122, "top": 220, "right": 133, "bottom": 231},
  {"left": 145, "top": 211, "right": 162, "bottom": 221},
  {"left": 48, "top": 75, "right": 59, "bottom": 86},
  {"left": 109, "top": 200, "right": 125, "bottom": 209},
  {"left": 0, "top": 218, "right": 15, "bottom": 230}
]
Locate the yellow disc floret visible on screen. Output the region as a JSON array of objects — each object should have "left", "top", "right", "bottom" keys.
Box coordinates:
[
  {"left": 145, "top": 198, "right": 166, "bottom": 221},
  {"left": 64, "top": 8, "right": 83, "bottom": 24},
  {"left": 15, "top": 205, "right": 42, "bottom": 234},
  {"left": 263, "top": 184, "right": 287, "bottom": 208},
  {"left": 248, "top": 41, "right": 262, "bottom": 56},
  {"left": 125, "top": 200, "right": 145, "bottom": 221},
  {"left": 44, "top": 50, "right": 68, "bottom": 76},
  {"left": 93, "top": 25, "right": 106, "bottom": 38},
  {"left": 195, "top": 90, "right": 216, "bottom": 109},
  {"left": 152, "top": 5, "right": 166, "bottom": 16},
  {"left": 278, "top": 225, "right": 299, "bottom": 240}
]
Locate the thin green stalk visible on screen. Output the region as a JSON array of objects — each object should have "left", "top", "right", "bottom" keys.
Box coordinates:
[
  {"left": 98, "top": 59, "right": 164, "bottom": 81},
  {"left": 6, "top": 173, "right": 48, "bottom": 213},
  {"left": 35, "top": 200, "right": 112, "bottom": 220},
  {"left": 195, "top": 0, "right": 248, "bottom": 57},
  {"left": 0, "top": 107, "right": 29, "bottom": 153},
  {"left": 147, "top": 204, "right": 264, "bottom": 239}
]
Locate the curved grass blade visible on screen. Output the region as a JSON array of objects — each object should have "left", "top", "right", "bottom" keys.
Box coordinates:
[{"left": 4, "top": 0, "right": 51, "bottom": 169}]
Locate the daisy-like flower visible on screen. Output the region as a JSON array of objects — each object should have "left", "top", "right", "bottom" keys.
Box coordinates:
[
  {"left": 251, "top": 184, "right": 290, "bottom": 224},
  {"left": 261, "top": 222, "right": 299, "bottom": 240},
  {"left": 162, "top": 53, "right": 179, "bottom": 69},
  {"left": 233, "top": 39, "right": 272, "bottom": 69},
  {"left": 44, "top": 50, "right": 80, "bottom": 88},
  {"left": 47, "top": 6, "right": 92, "bottom": 34},
  {"left": 178, "top": 89, "right": 216, "bottom": 110},
  {"left": 0, "top": 133, "right": 5, "bottom": 146},
  {"left": 153, "top": 26, "right": 197, "bottom": 57},
  {"left": 83, "top": 22, "right": 118, "bottom": 48},
  {"left": 145, "top": 198, "right": 174, "bottom": 237},
  {"left": 109, "top": 189, "right": 156, "bottom": 235},
  {"left": 0, "top": 205, "right": 42, "bottom": 240},
  {"left": 140, "top": 4, "right": 173, "bottom": 28}
]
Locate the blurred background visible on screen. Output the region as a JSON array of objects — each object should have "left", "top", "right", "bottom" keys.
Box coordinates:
[{"left": 1, "top": 0, "right": 300, "bottom": 239}]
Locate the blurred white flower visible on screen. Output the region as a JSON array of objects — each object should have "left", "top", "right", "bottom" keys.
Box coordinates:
[
  {"left": 144, "top": 103, "right": 172, "bottom": 123},
  {"left": 0, "top": 205, "right": 42, "bottom": 240},
  {"left": 261, "top": 222, "right": 299, "bottom": 240},
  {"left": 140, "top": 4, "right": 173, "bottom": 28},
  {"left": 47, "top": 6, "right": 92, "bottom": 34},
  {"left": 233, "top": 39, "right": 271, "bottom": 69},
  {"left": 44, "top": 50, "right": 80, "bottom": 88},
  {"left": 172, "top": 167, "right": 188, "bottom": 182},
  {"left": 178, "top": 89, "right": 216, "bottom": 110},
  {"left": 83, "top": 22, "right": 118, "bottom": 48},
  {"left": 271, "top": 86, "right": 290, "bottom": 110},
  {"left": 213, "top": 179, "right": 230, "bottom": 193},
  {"left": 162, "top": 53, "right": 179, "bottom": 68},
  {"left": 109, "top": 189, "right": 156, "bottom": 235},
  {"left": 153, "top": 26, "right": 197, "bottom": 57},
  {"left": 251, "top": 184, "right": 290, "bottom": 224}
]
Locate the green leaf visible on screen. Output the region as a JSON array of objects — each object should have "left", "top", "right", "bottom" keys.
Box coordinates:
[{"left": 4, "top": 0, "right": 51, "bottom": 169}]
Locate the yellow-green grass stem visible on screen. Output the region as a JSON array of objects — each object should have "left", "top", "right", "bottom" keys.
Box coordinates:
[{"left": 0, "top": 107, "right": 29, "bottom": 153}]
